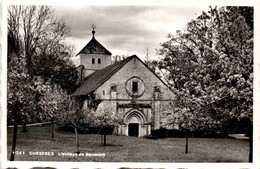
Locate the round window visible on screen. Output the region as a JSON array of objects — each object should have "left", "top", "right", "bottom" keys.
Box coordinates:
[{"left": 125, "top": 77, "right": 145, "bottom": 98}]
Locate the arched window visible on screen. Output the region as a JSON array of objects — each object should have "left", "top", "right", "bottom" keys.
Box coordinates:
[
  {"left": 92, "top": 58, "right": 95, "bottom": 64},
  {"left": 98, "top": 58, "right": 101, "bottom": 64}
]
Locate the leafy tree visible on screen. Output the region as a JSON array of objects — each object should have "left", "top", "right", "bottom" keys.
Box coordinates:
[
  {"left": 161, "top": 91, "right": 218, "bottom": 154},
  {"left": 226, "top": 6, "right": 253, "bottom": 31},
  {"left": 7, "top": 5, "right": 78, "bottom": 160},
  {"left": 7, "top": 53, "right": 50, "bottom": 160},
  {"left": 8, "top": 5, "right": 78, "bottom": 93},
  {"left": 158, "top": 6, "right": 253, "bottom": 161},
  {"left": 57, "top": 96, "right": 96, "bottom": 153},
  {"left": 38, "top": 84, "right": 68, "bottom": 138},
  {"left": 68, "top": 99, "right": 89, "bottom": 153},
  {"left": 89, "top": 104, "right": 120, "bottom": 146}
]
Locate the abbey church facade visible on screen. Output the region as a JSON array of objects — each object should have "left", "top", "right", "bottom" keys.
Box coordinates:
[{"left": 72, "top": 28, "right": 175, "bottom": 137}]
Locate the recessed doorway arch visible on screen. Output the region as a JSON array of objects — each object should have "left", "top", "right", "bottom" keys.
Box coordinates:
[{"left": 124, "top": 109, "right": 147, "bottom": 137}]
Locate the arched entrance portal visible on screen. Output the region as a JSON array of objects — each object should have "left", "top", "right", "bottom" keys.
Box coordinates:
[{"left": 121, "top": 109, "right": 150, "bottom": 137}]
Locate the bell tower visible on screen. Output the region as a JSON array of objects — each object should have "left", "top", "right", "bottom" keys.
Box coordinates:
[{"left": 75, "top": 24, "right": 112, "bottom": 77}]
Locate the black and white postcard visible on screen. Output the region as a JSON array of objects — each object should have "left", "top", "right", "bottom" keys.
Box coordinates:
[{"left": 1, "top": 0, "right": 259, "bottom": 169}]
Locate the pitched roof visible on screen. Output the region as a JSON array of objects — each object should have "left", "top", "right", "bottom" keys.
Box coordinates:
[
  {"left": 76, "top": 37, "right": 112, "bottom": 56},
  {"left": 71, "top": 55, "right": 134, "bottom": 96},
  {"left": 72, "top": 55, "right": 174, "bottom": 97}
]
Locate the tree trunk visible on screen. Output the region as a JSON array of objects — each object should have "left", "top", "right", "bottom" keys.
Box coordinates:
[
  {"left": 104, "top": 134, "right": 106, "bottom": 146},
  {"left": 10, "top": 111, "right": 18, "bottom": 161},
  {"left": 249, "top": 122, "right": 253, "bottom": 162},
  {"left": 185, "top": 130, "right": 188, "bottom": 154},
  {"left": 101, "top": 134, "right": 103, "bottom": 144},
  {"left": 22, "top": 122, "right": 26, "bottom": 132},
  {"left": 225, "top": 126, "right": 229, "bottom": 138},
  {"left": 224, "top": 122, "right": 229, "bottom": 138},
  {"left": 103, "top": 126, "right": 106, "bottom": 146},
  {"left": 75, "top": 128, "right": 79, "bottom": 153},
  {"left": 51, "top": 120, "right": 54, "bottom": 139}
]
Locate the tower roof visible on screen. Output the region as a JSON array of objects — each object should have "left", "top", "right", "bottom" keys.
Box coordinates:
[
  {"left": 76, "top": 26, "right": 112, "bottom": 56},
  {"left": 76, "top": 38, "right": 112, "bottom": 56}
]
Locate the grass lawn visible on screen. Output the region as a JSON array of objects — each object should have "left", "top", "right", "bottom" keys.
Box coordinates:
[{"left": 7, "top": 125, "right": 250, "bottom": 162}]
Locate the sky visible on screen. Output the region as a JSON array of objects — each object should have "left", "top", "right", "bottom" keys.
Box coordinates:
[{"left": 53, "top": 5, "right": 210, "bottom": 60}]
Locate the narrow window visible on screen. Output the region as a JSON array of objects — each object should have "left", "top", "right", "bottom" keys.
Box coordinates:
[
  {"left": 92, "top": 58, "right": 95, "bottom": 64},
  {"left": 132, "top": 81, "right": 138, "bottom": 92},
  {"left": 103, "top": 90, "right": 105, "bottom": 95},
  {"left": 98, "top": 58, "right": 101, "bottom": 64}
]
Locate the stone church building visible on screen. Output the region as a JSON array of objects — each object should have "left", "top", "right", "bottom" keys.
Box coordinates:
[{"left": 72, "top": 27, "right": 175, "bottom": 137}]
